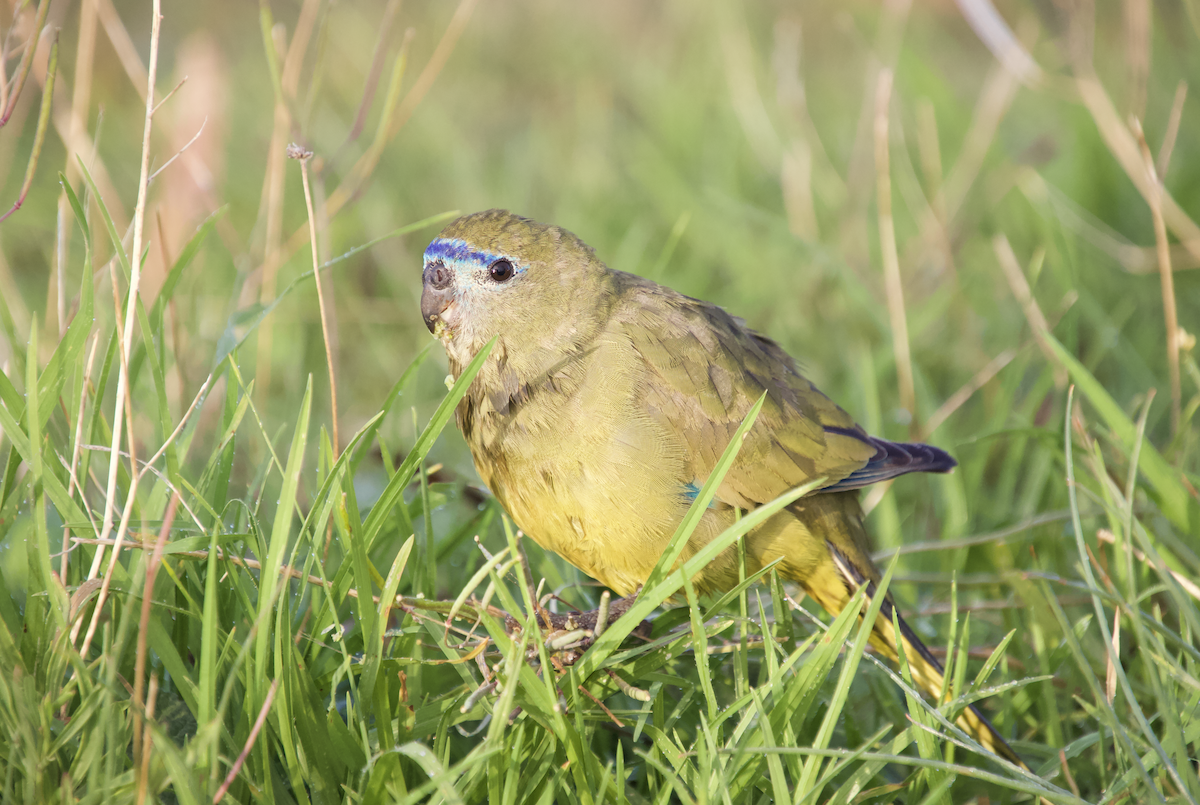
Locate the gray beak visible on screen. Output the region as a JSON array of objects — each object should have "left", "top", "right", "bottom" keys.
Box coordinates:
[{"left": 421, "top": 261, "right": 454, "bottom": 333}]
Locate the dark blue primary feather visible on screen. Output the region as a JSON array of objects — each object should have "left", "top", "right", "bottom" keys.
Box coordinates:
[{"left": 820, "top": 427, "right": 956, "bottom": 492}]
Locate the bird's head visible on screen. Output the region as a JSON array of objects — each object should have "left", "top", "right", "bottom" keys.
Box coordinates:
[{"left": 421, "top": 209, "right": 615, "bottom": 370}]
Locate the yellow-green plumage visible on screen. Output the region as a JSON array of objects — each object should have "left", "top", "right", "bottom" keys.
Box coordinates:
[{"left": 420, "top": 209, "right": 1023, "bottom": 768}]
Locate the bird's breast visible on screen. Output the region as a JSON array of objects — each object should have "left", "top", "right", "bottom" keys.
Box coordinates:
[{"left": 465, "top": 334, "right": 696, "bottom": 593}]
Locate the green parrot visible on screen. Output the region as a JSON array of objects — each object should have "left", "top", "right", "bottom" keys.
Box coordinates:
[{"left": 420, "top": 209, "right": 1024, "bottom": 768}]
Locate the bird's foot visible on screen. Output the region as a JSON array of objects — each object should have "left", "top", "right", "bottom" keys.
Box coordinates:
[{"left": 504, "top": 592, "right": 652, "bottom": 667}]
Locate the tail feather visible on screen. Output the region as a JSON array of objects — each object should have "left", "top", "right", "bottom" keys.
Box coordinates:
[
  {"left": 820, "top": 432, "right": 958, "bottom": 493},
  {"left": 825, "top": 541, "right": 1028, "bottom": 770}
]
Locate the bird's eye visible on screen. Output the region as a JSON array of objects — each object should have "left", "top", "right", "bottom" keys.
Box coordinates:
[{"left": 488, "top": 259, "right": 515, "bottom": 282}]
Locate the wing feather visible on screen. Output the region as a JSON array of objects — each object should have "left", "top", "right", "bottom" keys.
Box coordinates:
[{"left": 611, "top": 275, "right": 877, "bottom": 507}]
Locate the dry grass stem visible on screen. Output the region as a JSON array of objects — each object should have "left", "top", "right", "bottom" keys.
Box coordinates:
[
  {"left": 147, "top": 118, "right": 206, "bottom": 183},
  {"left": 1157, "top": 81, "right": 1187, "bottom": 179},
  {"left": 1059, "top": 748, "right": 1082, "bottom": 799},
  {"left": 252, "top": 1, "right": 317, "bottom": 401},
  {"left": 1075, "top": 72, "right": 1200, "bottom": 262},
  {"left": 874, "top": 68, "right": 916, "bottom": 432},
  {"left": 0, "top": 33, "right": 57, "bottom": 224},
  {"left": 75, "top": 0, "right": 163, "bottom": 655},
  {"left": 343, "top": 0, "right": 403, "bottom": 148},
  {"left": 0, "top": 0, "right": 51, "bottom": 127},
  {"left": 135, "top": 672, "right": 158, "bottom": 805},
  {"left": 1017, "top": 170, "right": 1200, "bottom": 275},
  {"left": 943, "top": 62, "right": 1019, "bottom": 218},
  {"left": 323, "top": 0, "right": 478, "bottom": 220},
  {"left": 1096, "top": 529, "right": 1200, "bottom": 601},
  {"left": 915, "top": 100, "right": 955, "bottom": 278},
  {"left": 1132, "top": 119, "right": 1182, "bottom": 436},
  {"left": 993, "top": 234, "right": 1065, "bottom": 387},
  {"left": 56, "top": 0, "right": 99, "bottom": 331},
  {"left": 254, "top": 4, "right": 473, "bottom": 285},
  {"left": 132, "top": 494, "right": 179, "bottom": 768},
  {"left": 1105, "top": 607, "right": 1119, "bottom": 705},
  {"left": 94, "top": 0, "right": 149, "bottom": 98},
  {"left": 1123, "top": 0, "right": 1150, "bottom": 119},
  {"left": 61, "top": 333, "right": 101, "bottom": 584},
  {"left": 75, "top": 361, "right": 210, "bottom": 653},
  {"left": 213, "top": 679, "right": 277, "bottom": 804},
  {"left": 955, "top": 0, "right": 1043, "bottom": 87},
  {"left": 925, "top": 348, "right": 1017, "bottom": 436},
  {"left": 291, "top": 144, "right": 340, "bottom": 457},
  {"left": 150, "top": 75, "right": 188, "bottom": 117}
]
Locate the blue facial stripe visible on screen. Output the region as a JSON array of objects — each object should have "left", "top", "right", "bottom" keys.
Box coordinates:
[{"left": 424, "top": 238, "right": 504, "bottom": 268}]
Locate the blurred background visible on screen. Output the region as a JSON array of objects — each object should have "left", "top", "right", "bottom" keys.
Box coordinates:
[
  {"left": 1, "top": 0, "right": 1198, "bottom": 798},
  {"left": 5, "top": 0, "right": 1195, "bottom": 567},
  {"left": 3, "top": 0, "right": 1200, "bottom": 680}
]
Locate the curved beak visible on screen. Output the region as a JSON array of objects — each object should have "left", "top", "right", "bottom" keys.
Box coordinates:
[
  {"left": 421, "top": 288, "right": 452, "bottom": 333},
  {"left": 421, "top": 261, "right": 455, "bottom": 333}
]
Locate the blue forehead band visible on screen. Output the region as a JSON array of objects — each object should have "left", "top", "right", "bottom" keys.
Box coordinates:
[{"left": 424, "top": 238, "right": 503, "bottom": 266}]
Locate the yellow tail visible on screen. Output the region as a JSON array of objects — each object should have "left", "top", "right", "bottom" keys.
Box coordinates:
[{"left": 824, "top": 541, "right": 1028, "bottom": 770}]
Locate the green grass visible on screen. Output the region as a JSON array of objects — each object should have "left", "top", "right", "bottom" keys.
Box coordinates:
[{"left": 1, "top": 0, "right": 1198, "bottom": 802}]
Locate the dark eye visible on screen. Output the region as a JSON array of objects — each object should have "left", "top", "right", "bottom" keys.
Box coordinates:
[{"left": 488, "top": 259, "right": 515, "bottom": 282}]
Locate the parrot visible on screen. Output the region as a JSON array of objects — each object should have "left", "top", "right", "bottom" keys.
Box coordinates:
[{"left": 419, "top": 208, "right": 1025, "bottom": 768}]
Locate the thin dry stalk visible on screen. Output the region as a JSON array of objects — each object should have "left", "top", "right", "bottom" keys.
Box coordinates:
[
  {"left": 132, "top": 493, "right": 179, "bottom": 766},
  {"left": 1133, "top": 119, "right": 1182, "bottom": 436},
  {"left": 147, "top": 118, "right": 206, "bottom": 183},
  {"left": 1096, "top": 528, "right": 1200, "bottom": 602},
  {"left": 873, "top": 68, "right": 917, "bottom": 433},
  {"left": 282, "top": 0, "right": 321, "bottom": 96},
  {"left": 1123, "top": 0, "right": 1150, "bottom": 119},
  {"left": 253, "top": 1, "right": 318, "bottom": 402},
  {"left": 150, "top": 75, "right": 188, "bottom": 117},
  {"left": 0, "top": 33, "right": 58, "bottom": 224},
  {"left": 261, "top": 5, "right": 472, "bottom": 278},
  {"left": 60, "top": 334, "right": 101, "bottom": 584},
  {"left": 1157, "top": 81, "right": 1187, "bottom": 179},
  {"left": 955, "top": 0, "right": 1043, "bottom": 87},
  {"left": 0, "top": 15, "right": 8, "bottom": 115},
  {"left": 55, "top": 202, "right": 66, "bottom": 335},
  {"left": 772, "top": 17, "right": 847, "bottom": 211},
  {"left": 861, "top": 479, "right": 894, "bottom": 517},
  {"left": 80, "top": 342, "right": 140, "bottom": 655},
  {"left": 56, "top": 0, "right": 98, "bottom": 334},
  {"left": 943, "top": 61, "right": 1019, "bottom": 218},
  {"left": 290, "top": 144, "right": 339, "bottom": 457},
  {"left": 1075, "top": 72, "right": 1200, "bottom": 263},
  {"left": 925, "top": 348, "right": 1017, "bottom": 435},
  {"left": 1105, "top": 607, "right": 1120, "bottom": 705},
  {"left": 253, "top": 132, "right": 288, "bottom": 401},
  {"left": 68, "top": 0, "right": 99, "bottom": 173},
  {"left": 781, "top": 141, "right": 818, "bottom": 241},
  {"left": 1059, "top": 748, "right": 1082, "bottom": 799},
  {"left": 74, "top": 0, "right": 164, "bottom": 654},
  {"left": 915, "top": 100, "right": 954, "bottom": 277},
  {"left": 135, "top": 672, "right": 158, "bottom": 805},
  {"left": 77, "top": 535, "right": 505, "bottom": 635},
  {"left": 993, "top": 234, "right": 1065, "bottom": 387},
  {"left": 44, "top": 66, "right": 129, "bottom": 231},
  {"left": 93, "top": 0, "right": 148, "bottom": 98},
  {"left": 342, "top": 0, "right": 403, "bottom": 148},
  {"left": 0, "top": 0, "right": 51, "bottom": 127},
  {"left": 213, "top": 679, "right": 277, "bottom": 804},
  {"left": 76, "top": 367, "right": 210, "bottom": 660},
  {"left": 323, "top": 0, "right": 478, "bottom": 219}
]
